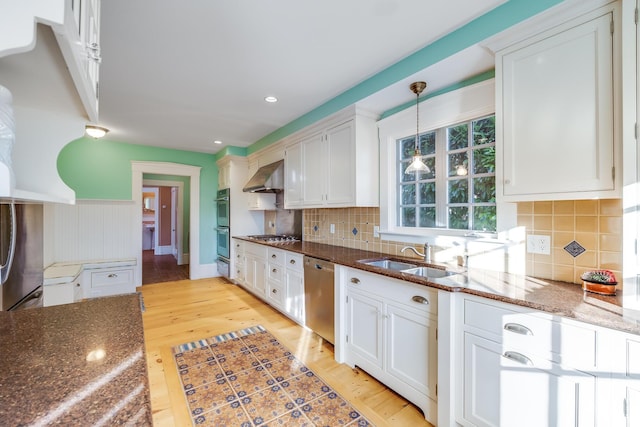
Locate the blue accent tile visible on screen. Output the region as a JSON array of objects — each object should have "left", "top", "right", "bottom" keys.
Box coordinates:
[
  {"left": 352, "top": 227, "right": 358, "bottom": 236},
  {"left": 564, "top": 241, "right": 585, "bottom": 257}
]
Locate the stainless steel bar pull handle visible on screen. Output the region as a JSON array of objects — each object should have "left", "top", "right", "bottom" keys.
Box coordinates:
[
  {"left": 504, "top": 323, "right": 533, "bottom": 336},
  {"left": 350, "top": 278, "right": 360, "bottom": 284},
  {"left": 503, "top": 351, "right": 533, "bottom": 366},
  {"left": 412, "top": 295, "right": 429, "bottom": 305}
]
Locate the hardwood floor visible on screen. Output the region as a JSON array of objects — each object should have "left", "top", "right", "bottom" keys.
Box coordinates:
[
  {"left": 139, "top": 278, "right": 433, "bottom": 427},
  {"left": 142, "top": 250, "right": 189, "bottom": 285}
]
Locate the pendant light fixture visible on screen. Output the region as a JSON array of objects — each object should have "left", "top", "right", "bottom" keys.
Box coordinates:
[{"left": 404, "top": 81, "right": 429, "bottom": 175}]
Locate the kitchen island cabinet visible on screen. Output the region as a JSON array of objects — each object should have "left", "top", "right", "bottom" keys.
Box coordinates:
[{"left": 0, "top": 294, "right": 151, "bottom": 425}]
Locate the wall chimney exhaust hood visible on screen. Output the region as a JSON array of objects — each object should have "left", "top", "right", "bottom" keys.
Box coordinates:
[{"left": 242, "top": 160, "right": 284, "bottom": 193}]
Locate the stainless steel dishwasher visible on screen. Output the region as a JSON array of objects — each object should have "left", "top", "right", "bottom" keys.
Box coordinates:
[{"left": 304, "top": 256, "right": 335, "bottom": 344}]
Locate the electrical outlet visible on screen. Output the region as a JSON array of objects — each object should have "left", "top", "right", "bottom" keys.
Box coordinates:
[
  {"left": 373, "top": 226, "right": 380, "bottom": 238},
  {"left": 526, "top": 234, "right": 551, "bottom": 255},
  {"left": 330, "top": 224, "right": 335, "bottom": 234}
]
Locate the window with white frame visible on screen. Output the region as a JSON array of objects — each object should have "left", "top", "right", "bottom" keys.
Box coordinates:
[{"left": 397, "top": 115, "right": 496, "bottom": 232}]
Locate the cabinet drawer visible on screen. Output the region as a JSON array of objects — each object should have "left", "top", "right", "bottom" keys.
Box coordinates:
[
  {"left": 285, "top": 252, "right": 303, "bottom": 273},
  {"left": 464, "top": 298, "right": 596, "bottom": 369},
  {"left": 346, "top": 267, "right": 437, "bottom": 315},
  {"left": 245, "top": 242, "right": 267, "bottom": 257},
  {"left": 91, "top": 268, "right": 134, "bottom": 288},
  {"left": 268, "top": 263, "right": 284, "bottom": 283},
  {"left": 267, "top": 280, "right": 284, "bottom": 307},
  {"left": 268, "top": 248, "right": 285, "bottom": 265}
]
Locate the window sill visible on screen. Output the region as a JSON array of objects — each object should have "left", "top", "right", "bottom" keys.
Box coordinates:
[{"left": 379, "top": 228, "right": 503, "bottom": 246}]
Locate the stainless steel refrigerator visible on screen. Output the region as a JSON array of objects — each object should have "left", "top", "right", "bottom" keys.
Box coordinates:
[{"left": 0, "top": 202, "right": 44, "bottom": 310}]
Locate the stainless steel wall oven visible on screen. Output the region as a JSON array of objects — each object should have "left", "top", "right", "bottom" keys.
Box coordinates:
[{"left": 215, "top": 188, "right": 230, "bottom": 277}]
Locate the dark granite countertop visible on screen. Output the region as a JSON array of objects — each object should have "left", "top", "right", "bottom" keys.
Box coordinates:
[
  {"left": 0, "top": 294, "right": 152, "bottom": 426},
  {"left": 235, "top": 237, "right": 640, "bottom": 336}
]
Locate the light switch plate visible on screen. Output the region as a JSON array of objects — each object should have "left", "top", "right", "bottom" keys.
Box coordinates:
[
  {"left": 330, "top": 224, "right": 335, "bottom": 234},
  {"left": 527, "top": 234, "right": 551, "bottom": 255}
]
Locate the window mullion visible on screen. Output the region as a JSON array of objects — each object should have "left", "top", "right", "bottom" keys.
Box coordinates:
[{"left": 435, "top": 129, "right": 448, "bottom": 228}]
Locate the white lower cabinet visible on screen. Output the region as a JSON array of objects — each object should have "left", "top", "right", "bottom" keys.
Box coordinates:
[
  {"left": 232, "top": 239, "right": 245, "bottom": 285},
  {"left": 456, "top": 294, "right": 597, "bottom": 427},
  {"left": 244, "top": 243, "right": 267, "bottom": 297},
  {"left": 283, "top": 252, "right": 305, "bottom": 325},
  {"left": 598, "top": 327, "right": 640, "bottom": 426},
  {"left": 340, "top": 266, "right": 437, "bottom": 423},
  {"left": 266, "top": 248, "right": 285, "bottom": 310},
  {"left": 462, "top": 332, "right": 595, "bottom": 427},
  {"left": 43, "top": 279, "right": 82, "bottom": 306},
  {"left": 237, "top": 242, "right": 305, "bottom": 326},
  {"left": 86, "top": 265, "right": 135, "bottom": 298}
]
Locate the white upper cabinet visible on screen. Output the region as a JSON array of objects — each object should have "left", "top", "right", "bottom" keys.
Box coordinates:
[
  {"left": 496, "top": 5, "right": 619, "bottom": 201},
  {"left": 0, "top": 0, "right": 102, "bottom": 203},
  {"left": 283, "top": 141, "right": 303, "bottom": 208},
  {"left": 0, "top": 0, "right": 102, "bottom": 121},
  {"left": 283, "top": 107, "right": 379, "bottom": 209}
]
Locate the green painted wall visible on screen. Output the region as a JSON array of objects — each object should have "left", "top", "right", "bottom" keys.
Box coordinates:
[
  {"left": 58, "top": 138, "right": 218, "bottom": 263},
  {"left": 143, "top": 173, "right": 191, "bottom": 253}
]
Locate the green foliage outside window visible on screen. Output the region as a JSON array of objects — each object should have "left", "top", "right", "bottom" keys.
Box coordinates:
[{"left": 397, "top": 115, "right": 496, "bottom": 232}]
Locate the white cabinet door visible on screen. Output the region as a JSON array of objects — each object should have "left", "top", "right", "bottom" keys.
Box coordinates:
[
  {"left": 43, "top": 282, "right": 75, "bottom": 306},
  {"left": 284, "top": 142, "right": 303, "bottom": 208},
  {"left": 284, "top": 269, "right": 305, "bottom": 325},
  {"left": 252, "top": 257, "right": 267, "bottom": 296},
  {"left": 386, "top": 302, "right": 437, "bottom": 399},
  {"left": 218, "top": 162, "right": 231, "bottom": 189},
  {"left": 499, "top": 11, "right": 615, "bottom": 200},
  {"left": 462, "top": 333, "right": 595, "bottom": 427},
  {"left": 301, "top": 132, "right": 326, "bottom": 206},
  {"left": 347, "top": 290, "right": 384, "bottom": 370},
  {"left": 326, "top": 120, "right": 355, "bottom": 206}
]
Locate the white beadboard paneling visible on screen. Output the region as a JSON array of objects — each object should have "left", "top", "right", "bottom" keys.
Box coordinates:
[{"left": 52, "top": 200, "right": 136, "bottom": 263}]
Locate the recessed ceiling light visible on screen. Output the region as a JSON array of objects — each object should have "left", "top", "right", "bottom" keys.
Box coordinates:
[
  {"left": 264, "top": 96, "right": 278, "bottom": 103},
  {"left": 213, "top": 140, "right": 222, "bottom": 144}
]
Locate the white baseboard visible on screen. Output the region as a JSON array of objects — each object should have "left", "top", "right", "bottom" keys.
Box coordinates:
[
  {"left": 191, "top": 262, "right": 218, "bottom": 280},
  {"left": 180, "top": 253, "right": 189, "bottom": 265},
  {"left": 155, "top": 245, "right": 173, "bottom": 255}
]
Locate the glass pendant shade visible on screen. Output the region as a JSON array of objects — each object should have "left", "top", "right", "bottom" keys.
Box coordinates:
[
  {"left": 405, "top": 149, "right": 429, "bottom": 174},
  {"left": 404, "top": 81, "right": 430, "bottom": 175}
]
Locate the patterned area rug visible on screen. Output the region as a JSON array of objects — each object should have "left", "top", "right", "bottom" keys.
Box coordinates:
[{"left": 172, "top": 325, "right": 373, "bottom": 426}]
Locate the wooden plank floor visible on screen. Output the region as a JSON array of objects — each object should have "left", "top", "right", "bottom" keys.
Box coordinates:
[{"left": 139, "top": 278, "right": 433, "bottom": 427}]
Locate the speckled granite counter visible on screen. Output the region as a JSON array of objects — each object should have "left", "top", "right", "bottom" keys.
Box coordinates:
[
  {"left": 235, "top": 238, "right": 640, "bottom": 336},
  {"left": 0, "top": 294, "right": 151, "bottom": 426}
]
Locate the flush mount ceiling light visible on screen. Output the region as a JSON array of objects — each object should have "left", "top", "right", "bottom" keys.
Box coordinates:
[
  {"left": 85, "top": 125, "right": 109, "bottom": 139},
  {"left": 213, "top": 140, "right": 222, "bottom": 145},
  {"left": 404, "top": 81, "right": 430, "bottom": 175},
  {"left": 264, "top": 96, "right": 278, "bottom": 103}
]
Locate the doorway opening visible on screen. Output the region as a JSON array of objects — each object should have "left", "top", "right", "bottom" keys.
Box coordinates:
[
  {"left": 141, "top": 182, "right": 188, "bottom": 284},
  {"left": 131, "top": 161, "right": 202, "bottom": 287}
]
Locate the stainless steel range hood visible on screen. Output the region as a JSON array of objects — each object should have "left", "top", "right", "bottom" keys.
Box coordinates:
[{"left": 242, "top": 160, "right": 284, "bottom": 193}]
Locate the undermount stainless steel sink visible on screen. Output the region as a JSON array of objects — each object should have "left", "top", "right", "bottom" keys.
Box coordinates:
[
  {"left": 402, "top": 266, "right": 457, "bottom": 278},
  {"left": 358, "top": 259, "right": 418, "bottom": 271},
  {"left": 358, "top": 258, "right": 459, "bottom": 279}
]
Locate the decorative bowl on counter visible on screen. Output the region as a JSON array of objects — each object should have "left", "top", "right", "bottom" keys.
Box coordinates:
[{"left": 580, "top": 270, "right": 617, "bottom": 296}]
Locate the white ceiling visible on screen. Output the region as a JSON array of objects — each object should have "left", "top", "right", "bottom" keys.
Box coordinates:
[{"left": 97, "top": 0, "right": 504, "bottom": 154}]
